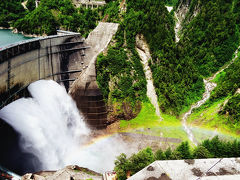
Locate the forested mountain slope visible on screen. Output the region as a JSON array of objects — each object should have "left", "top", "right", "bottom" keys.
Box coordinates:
[
  {"left": 180, "top": 0, "right": 240, "bottom": 133},
  {"left": 188, "top": 51, "right": 240, "bottom": 133},
  {"left": 0, "top": 0, "right": 25, "bottom": 28},
  {"left": 0, "top": 0, "right": 101, "bottom": 35},
  {"left": 97, "top": 0, "right": 202, "bottom": 120},
  {"left": 97, "top": 0, "right": 240, "bottom": 120},
  {"left": 1, "top": 0, "right": 240, "bottom": 126},
  {"left": 178, "top": 0, "right": 240, "bottom": 76}
]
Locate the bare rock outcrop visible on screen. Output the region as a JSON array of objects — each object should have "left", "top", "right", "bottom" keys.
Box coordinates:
[
  {"left": 22, "top": 165, "right": 102, "bottom": 180},
  {"left": 135, "top": 34, "right": 162, "bottom": 119}
]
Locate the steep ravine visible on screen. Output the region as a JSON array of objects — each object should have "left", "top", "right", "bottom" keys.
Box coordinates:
[
  {"left": 174, "top": 13, "right": 181, "bottom": 42},
  {"left": 182, "top": 46, "right": 240, "bottom": 145},
  {"left": 174, "top": 0, "right": 200, "bottom": 43},
  {"left": 174, "top": 1, "right": 190, "bottom": 42},
  {"left": 135, "top": 34, "right": 162, "bottom": 119}
]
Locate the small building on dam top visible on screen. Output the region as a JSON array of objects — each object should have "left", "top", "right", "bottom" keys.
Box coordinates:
[{"left": 0, "top": 22, "right": 119, "bottom": 129}]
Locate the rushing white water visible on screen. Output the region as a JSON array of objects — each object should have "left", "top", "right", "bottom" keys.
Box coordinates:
[
  {"left": 182, "top": 80, "right": 216, "bottom": 145},
  {"left": 0, "top": 80, "right": 132, "bottom": 173},
  {"left": 182, "top": 46, "right": 240, "bottom": 145},
  {"left": 0, "top": 80, "right": 90, "bottom": 170},
  {"left": 174, "top": 12, "right": 181, "bottom": 42}
]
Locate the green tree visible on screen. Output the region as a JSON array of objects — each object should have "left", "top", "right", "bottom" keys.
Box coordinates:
[
  {"left": 175, "top": 141, "right": 192, "bottom": 159},
  {"left": 0, "top": 0, "right": 26, "bottom": 27},
  {"left": 114, "top": 153, "right": 130, "bottom": 180},
  {"left": 14, "top": 6, "right": 59, "bottom": 35},
  {"left": 26, "top": 0, "right": 36, "bottom": 11},
  {"left": 221, "top": 94, "right": 240, "bottom": 122},
  {"left": 155, "top": 149, "right": 167, "bottom": 160},
  {"left": 193, "top": 146, "right": 212, "bottom": 159},
  {"left": 128, "top": 147, "right": 155, "bottom": 175},
  {"left": 164, "top": 148, "right": 173, "bottom": 160}
]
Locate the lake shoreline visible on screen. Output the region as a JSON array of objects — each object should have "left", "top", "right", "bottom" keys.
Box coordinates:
[
  {"left": 0, "top": 29, "right": 34, "bottom": 48},
  {"left": 0, "top": 27, "right": 43, "bottom": 38}
]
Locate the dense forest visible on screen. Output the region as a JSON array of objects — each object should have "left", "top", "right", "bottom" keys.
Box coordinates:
[
  {"left": 155, "top": 0, "right": 240, "bottom": 114},
  {"left": 16, "top": 0, "right": 100, "bottom": 35},
  {"left": 1, "top": 0, "right": 240, "bottom": 122},
  {"left": 97, "top": 0, "right": 240, "bottom": 116},
  {"left": 98, "top": 0, "right": 240, "bottom": 118},
  {"left": 179, "top": 0, "right": 240, "bottom": 76},
  {"left": 202, "top": 55, "right": 240, "bottom": 125},
  {"left": 97, "top": 0, "right": 202, "bottom": 117},
  {"left": 0, "top": 0, "right": 100, "bottom": 35},
  {"left": 96, "top": 24, "right": 147, "bottom": 119},
  {"left": 211, "top": 56, "right": 240, "bottom": 102},
  {"left": 221, "top": 94, "right": 240, "bottom": 121},
  {"left": 183, "top": 0, "right": 240, "bottom": 132},
  {"left": 114, "top": 136, "right": 240, "bottom": 180},
  {"left": 129, "top": 0, "right": 204, "bottom": 114},
  {"left": 0, "top": 0, "right": 25, "bottom": 28}
]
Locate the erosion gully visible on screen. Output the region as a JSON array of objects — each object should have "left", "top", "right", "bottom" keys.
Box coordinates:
[{"left": 182, "top": 46, "right": 240, "bottom": 145}]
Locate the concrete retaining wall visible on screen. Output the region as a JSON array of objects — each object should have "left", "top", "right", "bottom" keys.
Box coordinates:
[{"left": 69, "top": 22, "right": 119, "bottom": 128}]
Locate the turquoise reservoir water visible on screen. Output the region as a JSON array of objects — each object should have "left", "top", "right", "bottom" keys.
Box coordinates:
[{"left": 0, "top": 29, "right": 32, "bottom": 48}]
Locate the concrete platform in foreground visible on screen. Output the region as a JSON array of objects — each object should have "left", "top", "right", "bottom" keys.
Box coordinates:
[{"left": 128, "top": 158, "right": 240, "bottom": 180}]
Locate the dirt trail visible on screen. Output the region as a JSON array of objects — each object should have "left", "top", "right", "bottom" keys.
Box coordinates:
[
  {"left": 182, "top": 46, "right": 240, "bottom": 145},
  {"left": 135, "top": 34, "right": 162, "bottom": 119}
]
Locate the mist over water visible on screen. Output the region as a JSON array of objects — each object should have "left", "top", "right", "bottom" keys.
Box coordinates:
[
  {"left": 0, "top": 80, "right": 89, "bottom": 171},
  {"left": 0, "top": 80, "right": 131, "bottom": 173},
  {"left": 67, "top": 134, "right": 132, "bottom": 173}
]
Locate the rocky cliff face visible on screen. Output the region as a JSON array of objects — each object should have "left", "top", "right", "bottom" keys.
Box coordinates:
[
  {"left": 175, "top": 0, "right": 191, "bottom": 24},
  {"left": 135, "top": 34, "right": 161, "bottom": 118},
  {"left": 175, "top": 0, "right": 201, "bottom": 41}
]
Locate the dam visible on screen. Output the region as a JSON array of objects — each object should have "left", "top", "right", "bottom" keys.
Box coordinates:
[
  {"left": 0, "top": 22, "right": 118, "bottom": 128},
  {"left": 0, "top": 22, "right": 119, "bottom": 175},
  {"left": 0, "top": 31, "right": 88, "bottom": 105}
]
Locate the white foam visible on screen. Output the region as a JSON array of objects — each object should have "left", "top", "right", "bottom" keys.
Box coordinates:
[{"left": 0, "top": 80, "right": 89, "bottom": 170}]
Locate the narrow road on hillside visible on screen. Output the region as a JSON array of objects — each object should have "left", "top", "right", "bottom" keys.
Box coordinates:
[
  {"left": 136, "top": 34, "right": 162, "bottom": 119},
  {"left": 182, "top": 46, "right": 240, "bottom": 145}
]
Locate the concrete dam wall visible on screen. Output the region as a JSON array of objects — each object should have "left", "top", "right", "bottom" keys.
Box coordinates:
[
  {"left": 0, "top": 33, "right": 86, "bottom": 107},
  {"left": 0, "top": 23, "right": 118, "bottom": 175},
  {"left": 0, "top": 33, "right": 88, "bottom": 174},
  {"left": 70, "top": 22, "right": 119, "bottom": 128},
  {"left": 0, "top": 22, "right": 119, "bottom": 129}
]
